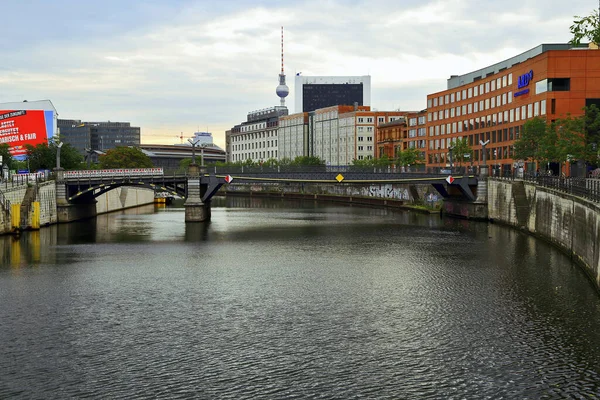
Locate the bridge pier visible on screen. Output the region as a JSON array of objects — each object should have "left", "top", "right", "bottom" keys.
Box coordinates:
[
  {"left": 184, "top": 164, "right": 211, "bottom": 222},
  {"left": 55, "top": 168, "right": 98, "bottom": 223},
  {"left": 441, "top": 167, "right": 489, "bottom": 220}
]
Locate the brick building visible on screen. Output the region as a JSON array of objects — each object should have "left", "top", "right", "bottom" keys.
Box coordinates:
[{"left": 426, "top": 43, "right": 600, "bottom": 175}]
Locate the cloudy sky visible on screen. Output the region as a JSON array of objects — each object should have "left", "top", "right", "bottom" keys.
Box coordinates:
[{"left": 0, "top": 0, "right": 596, "bottom": 148}]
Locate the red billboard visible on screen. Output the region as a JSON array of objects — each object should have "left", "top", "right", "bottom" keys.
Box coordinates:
[{"left": 0, "top": 110, "right": 54, "bottom": 157}]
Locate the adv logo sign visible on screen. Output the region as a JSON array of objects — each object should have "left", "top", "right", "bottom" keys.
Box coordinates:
[
  {"left": 518, "top": 70, "right": 533, "bottom": 89},
  {"left": 515, "top": 70, "right": 533, "bottom": 97}
]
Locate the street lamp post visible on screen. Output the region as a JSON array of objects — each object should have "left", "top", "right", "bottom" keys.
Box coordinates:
[
  {"left": 448, "top": 146, "right": 454, "bottom": 173},
  {"left": 56, "top": 142, "right": 64, "bottom": 169},
  {"left": 188, "top": 138, "right": 200, "bottom": 165}
]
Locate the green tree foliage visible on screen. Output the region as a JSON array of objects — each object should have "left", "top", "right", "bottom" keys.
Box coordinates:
[
  {"left": 24, "top": 141, "right": 83, "bottom": 171},
  {"left": 448, "top": 138, "right": 472, "bottom": 166},
  {"left": 0, "top": 144, "right": 14, "bottom": 170},
  {"left": 570, "top": 9, "right": 600, "bottom": 46},
  {"left": 290, "top": 156, "right": 325, "bottom": 166},
  {"left": 395, "top": 148, "right": 424, "bottom": 167},
  {"left": 99, "top": 146, "right": 153, "bottom": 168},
  {"left": 513, "top": 117, "right": 547, "bottom": 163}
]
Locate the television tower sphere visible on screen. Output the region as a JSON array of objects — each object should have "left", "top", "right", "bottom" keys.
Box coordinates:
[{"left": 276, "top": 84, "right": 289, "bottom": 98}]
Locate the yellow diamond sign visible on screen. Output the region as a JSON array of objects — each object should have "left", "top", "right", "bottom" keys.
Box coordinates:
[{"left": 336, "top": 174, "right": 344, "bottom": 182}]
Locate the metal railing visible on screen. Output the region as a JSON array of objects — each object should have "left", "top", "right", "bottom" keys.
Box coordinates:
[{"left": 492, "top": 174, "right": 600, "bottom": 203}]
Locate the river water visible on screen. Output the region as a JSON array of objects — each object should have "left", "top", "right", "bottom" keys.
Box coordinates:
[{"left": 1, "top": 197, "right": 600, "bottom": 399}]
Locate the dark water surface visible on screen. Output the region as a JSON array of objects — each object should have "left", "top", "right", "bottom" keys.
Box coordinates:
[{"left": 1, "top": 197, "right": 600, "bottom": 399}]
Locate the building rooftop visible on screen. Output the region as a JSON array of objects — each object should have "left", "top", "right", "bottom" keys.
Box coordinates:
[{"left": 447, "top": 43, "right": 589, "bottom": 89}]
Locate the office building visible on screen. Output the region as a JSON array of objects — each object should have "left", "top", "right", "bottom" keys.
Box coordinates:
[
  {"left": 425, "top": 43, "right": 600, "bottom": 174},
  {"left": 58, "top": 119, "right": 141, "bottom": 156},
  {"left": 228, "top": 106, "right": 288, "bottom": 163},
  {"left": 294, "top": 75, "right": 371, "bottom": 113}
]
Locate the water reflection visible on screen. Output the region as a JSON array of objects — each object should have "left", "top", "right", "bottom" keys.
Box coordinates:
[{"left": 1, "top": 197, "right": 600, "bottom": 398}]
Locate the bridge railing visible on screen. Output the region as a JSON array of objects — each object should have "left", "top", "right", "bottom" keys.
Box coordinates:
[{"left": 64, "top": 168, "right": 164, "bottom": 179}]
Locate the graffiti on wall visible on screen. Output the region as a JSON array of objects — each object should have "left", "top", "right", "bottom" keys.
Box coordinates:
[{"left": 365, "top": 184, "right": 410, "bottom": 200}]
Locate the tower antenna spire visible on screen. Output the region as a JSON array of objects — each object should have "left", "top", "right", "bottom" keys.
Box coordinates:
[{"left": 275, "top": 26, "right": 289, "bottom": 107}]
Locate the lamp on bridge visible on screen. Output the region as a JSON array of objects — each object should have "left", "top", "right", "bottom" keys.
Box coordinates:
[
  {"left": 188, "top": 138, "right": 200, "bottom": 165},
  {"left": 56, "top": 142, "right": 64, "bottom": 170}
]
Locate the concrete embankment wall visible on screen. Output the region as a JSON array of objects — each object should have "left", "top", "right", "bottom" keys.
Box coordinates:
[
  {"left": 488, "top": 179, "right": 600, "bottom": 289},
  {"left": 0, "top": 184, "right": 154, "bottom": 235},
  {"left": 95, "top": 187, "right": 155, "bottom": 214}
]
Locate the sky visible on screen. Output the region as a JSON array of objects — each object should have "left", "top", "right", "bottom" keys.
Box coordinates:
[{"left": 0, "top": 0, "right": 597, "bottom": 149}]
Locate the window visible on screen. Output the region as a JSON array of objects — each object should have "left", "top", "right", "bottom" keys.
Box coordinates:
[
  {"left": 485, "top": 98, "right": 490, "bottom": 110},
  {"left": 468, "top": 103, "right": 472, "bottom": 113},
  {"left": 358, "top": 117, "right": 364, "bottom": 123},
  {"left": 457, "top": 91, "right": 462, "bottom": 101},
  {"left": 515, "top": 107, "right": 520, "bottom": 121},
  {"left": 462, "top": 89, "right": 467, "bottom": 99},
  {"left": 527, "top": 103, "right": 533, "bottom": 118},
  {"left": 409, "top": 118, "right": 417, "bottom": 126},
  {"left": 534, "top": 101, "right": 539, "bottom": 116},
  {"left": 439, "top": 110, "right": 443, "bottom": 120},
  {"left": 366, "top": 117, "right": 373, "bottom": 123},
  {"left": 439, "top": 96, "right": 444, "bottom": 106},
  {"left": 445, "top": 94, "right": 449, "bottom": 104},
  {"left": 444, "top": 109, "right": 449, "bottom": 118},
  {"left": 508, "top": 73, "right": 513, "bottom": 85},
  {"left": 507, "top": 92, "right": 512, "bottom": 103},
  {"left": 502, "top": 75, "right": 507, "bottom": 87},
  {"left": 502, "top": 93, "right": 507, "bottom": 105},
  {"left": 450, "top": 108, "right": 455, "bottom": 118},
  {"left": 468, "top": 87, "right": 473, "bottom": 98},
  {"left": 485, "top": 81, "right": 490, "bottom": 93},
  {"left": 474, "top": 102, "right": 479, "bottom": 113},
  {"left": 450, "top": 93, "right": 455, "bottom": 103},
  {"left": 541, "top": 99, "right": 547, "bottom": 115},
  {"left": 548, "top": 78, "right": 570, "bottom": 91},
  {"left": 418, "top": 116, "right": 426, "bottom": 125},
  {"left": 433, "top": 98, "right": 438, "bottom": 107},
  {"left": 491, "top": 97, "right": 496, "bottom": 108},
  {"left": 491, "top": 79, "right": 496, "bottom": 91},
  {"left": 428, "top": 99, "right": 433, "bottom": 108},
  {"left": 474, "top": 86, "right": 478, "bottom": 97},
  {"left": 536, "top": 79, "right": 548, "bottom": 94}
]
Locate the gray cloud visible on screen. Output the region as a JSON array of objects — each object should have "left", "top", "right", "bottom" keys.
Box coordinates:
[{"left": 0, "top": 0, "right": 594, "bottom": 146}]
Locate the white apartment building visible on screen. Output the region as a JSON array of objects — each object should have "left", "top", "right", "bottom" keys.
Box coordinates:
[{"left": 227, "top": 106, "right": 288, "bottom": 163}]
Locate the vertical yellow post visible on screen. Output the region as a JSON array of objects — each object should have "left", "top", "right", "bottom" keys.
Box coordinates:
[
  {"left": 11, "top": 204, "right": 20, "bottom": 230},
  {"left": 31, "top": 202, "right": 40, "bottom": 230}
]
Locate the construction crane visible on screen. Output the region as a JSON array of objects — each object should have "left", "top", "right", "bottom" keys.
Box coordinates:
[{"left": 175, "top": 132, "right": 184, "bottom": 144}]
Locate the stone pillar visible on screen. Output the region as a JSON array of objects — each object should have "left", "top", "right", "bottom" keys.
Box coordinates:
[
  {"left": 475, "top": 165, "right": 489, "bottom": 203},
  {"left": 184, "top": 175, "right": 210, "bottom": 222}
]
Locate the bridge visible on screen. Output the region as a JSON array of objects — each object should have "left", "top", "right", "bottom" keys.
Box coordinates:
[{"left": 55, "top": 165, "right": 481, "bottom": 222}]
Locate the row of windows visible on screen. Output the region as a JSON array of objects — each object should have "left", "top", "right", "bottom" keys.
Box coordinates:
[
  {"left": 357, "top": 146, "right": 374, "bottom": 151},
  {"left": 428, "top": 91, "right": 517, "bottom": 122},
  {"left": 232, "top": 150, "right": 278, "bottom": 161},
  {"left": 429, "top": 145, "right": 517, "bottom": 164},
  {"left": 232, "top": 140, "right": 278, "bottom": 151},
  {"left": 429, "top": 126, "right": 521, "bottom": 151},
  {"left": 428, "top": 73, "right": 514, "bottom": 107},
  {"left": 232, "top": 131, "right": 276, "bottom": 141},
  {"left": 428, "top": 101, "right": 546, "bottom": 136}
]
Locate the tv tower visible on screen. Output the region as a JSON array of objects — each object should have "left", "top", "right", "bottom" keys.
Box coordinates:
[{"left": 275, "top": 26, "right": 289, "bottom": 107}]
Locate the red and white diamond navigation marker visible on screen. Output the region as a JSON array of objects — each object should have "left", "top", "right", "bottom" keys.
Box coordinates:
[
  {"left": 224, "top": 175, "right": 234, "bottom": 183},
  {"left": 446, "top": 175, "right": 454, "bottom": 184}
]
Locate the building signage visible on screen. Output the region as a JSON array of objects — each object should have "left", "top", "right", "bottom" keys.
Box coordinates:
[
  {"left": 514, "top": 70, "right": 533, "bottom": 97},
  {"left": 0, "top": 110, "right": 54, "bottom": 157}
]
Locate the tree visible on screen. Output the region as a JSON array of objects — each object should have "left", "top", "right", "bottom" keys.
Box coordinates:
[
  {"left": 514, "top": 117, "right": 547, "bottom": 164},
  {"left": 448, "top": 137, "right": 472, "bottom": 166},
  {"left": 0, "top": 144, "right": 14, "bottom": 170},
  {"left": 24, "top": 141, "right": 83, "bottom": 171},
  {"left": 99, "top": 146, "right": 153, "bottom": 168},
  {"left": 570, "top": 9, "right": 600, "bottom": 46},
  {"left": 395, "top": 147, "right": 423, "bottom": 167}
]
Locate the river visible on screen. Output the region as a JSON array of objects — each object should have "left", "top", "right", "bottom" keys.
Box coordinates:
[{"left": 1, "top": 197, "right": 600, "bottom": 399}]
